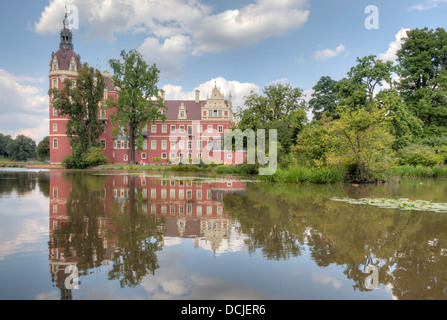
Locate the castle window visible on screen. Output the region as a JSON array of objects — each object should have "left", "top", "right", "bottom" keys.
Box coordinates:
[
  {"left": 53, "top": 123, "right": 57, "bottom": 132},
  {"left": 100, "top": 139, "right": 106, "bottom": 149},
  {"left": 53, "top": 138, "right": 58, "bottom": 149},
  {"left": 218, "top": 125, "right": 223, "bottom": 133},
  {"left": 124, "top": 154, "right": 128, "bottom": 161}
]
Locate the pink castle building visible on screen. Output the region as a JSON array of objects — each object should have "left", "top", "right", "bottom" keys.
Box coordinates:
[{"left": 49, "top": 13, "right": 245, "bottom": 165}]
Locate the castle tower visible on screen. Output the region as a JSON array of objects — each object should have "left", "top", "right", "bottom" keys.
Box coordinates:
[{"left": 49, "top": 11, "right": 82, "bottom": 164}]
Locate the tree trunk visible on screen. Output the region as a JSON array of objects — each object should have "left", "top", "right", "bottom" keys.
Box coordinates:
[{"left": 129, "top": 122, "right": 136, "bottom": 164}]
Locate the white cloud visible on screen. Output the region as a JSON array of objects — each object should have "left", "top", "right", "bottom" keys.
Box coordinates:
[
  {"left": 191, "top": 0, "right": 310, "bottom": 55},
  {"left": 138, "top": 35, "right": 193, "bottom": 79},
  {"left": 409, "top": 0, "right": 447, "bottom": 10},
  {"left": 378, "top": 28, "right": 411, "bottom": 62},
  {"left": 314, "top": 44, "right": 345, "bottom": 61},
  {"left": 162, "top": 76, "right": 260, "bottom": 109},
  {"left": 35, "top": 0, "right": 310, "bottom": 78},
  {"left": 0, "top": 69, "right": 49, "bottom": 142}
]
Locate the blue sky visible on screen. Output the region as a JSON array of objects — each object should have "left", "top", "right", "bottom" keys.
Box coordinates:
[{"left": 0, "top": 0, "right": 446, "bottom": 142}]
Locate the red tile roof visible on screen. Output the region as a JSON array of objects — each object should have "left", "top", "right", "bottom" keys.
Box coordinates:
[
  {"left": 53, "top": 49, "right": 82, "bottom": 71},
  {"left": 162, "top": 99, "right": 229, "bottom": 120}
]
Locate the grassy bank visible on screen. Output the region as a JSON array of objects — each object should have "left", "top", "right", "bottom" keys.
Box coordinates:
[
  {"left": 258, "top": 167, "right": 347, "bottom": 184},
  {"left": 389, "top": 165, "right": 447, "bottom": 178}
]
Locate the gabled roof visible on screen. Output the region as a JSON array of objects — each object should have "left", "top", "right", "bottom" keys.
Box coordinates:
[
  {"left": 161, "top": 99, "right": 230, "bottom": 121},
  {"left": 162, "top": 100, "right": 205, "bottom": 120}
]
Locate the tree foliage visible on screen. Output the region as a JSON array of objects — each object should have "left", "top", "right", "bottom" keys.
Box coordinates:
[
  {"left": 107, "top": 49, "right": 166, "bottom": 164},
  {"left": 237, "top": 82, "right": 307, "bottom": 153},
  {"left": 6, "top": 135, "right": 36, "bottom": 161},
  {"left": 309, "top": 76, "right": 339, "bottom": 121},
  {"left": 325, "top": 105, "right": 395, "bottom": 182},
  {"left": 397, "top": 27, "right": 447, "bottom": 136},
  {"left": 36, "top": 136, "right": 50, "bottom": 161},
  {"left": 49, "top": 63, "right": 107, "bottom": 148}
]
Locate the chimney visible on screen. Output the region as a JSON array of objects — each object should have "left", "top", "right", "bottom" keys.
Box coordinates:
[{"left": 195, "top": 89, "right": 200, "bottom": 103}]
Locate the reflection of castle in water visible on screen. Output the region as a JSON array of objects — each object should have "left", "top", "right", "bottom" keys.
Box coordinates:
[{"left": 48, "top": 171, "right": 245, "bottom": 297}]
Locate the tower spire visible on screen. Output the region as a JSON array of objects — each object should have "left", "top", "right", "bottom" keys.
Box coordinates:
[{"left": 59, "top": 9, "right": 74, "bottom": 50}]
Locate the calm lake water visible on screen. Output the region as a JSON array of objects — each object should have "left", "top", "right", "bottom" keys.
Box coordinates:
[{"left": 0, "top": 168, "right": 446, "bottom": 300}]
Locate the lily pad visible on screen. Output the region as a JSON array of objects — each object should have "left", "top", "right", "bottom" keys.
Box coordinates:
[{"left": 330, "top": 197, "right": 447, "bottom": 213}]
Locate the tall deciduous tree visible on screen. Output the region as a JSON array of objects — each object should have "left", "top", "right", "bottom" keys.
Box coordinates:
[
  {"left": 337, "top": 55, "right": 396, "bottom": 109},
  {"left": 397, "top": 27, "right": 447, "bottom": 136},
  {"left": 309, "top": 76, "right": 339, "bottom": 120},
  {"left": 0, "top": 133, "right": 12, "bottom": 158},
  {"left": 36, "top": 136, "right": 50, "bottom": 161},
  {"left": 107, "top": 50, "right": 166, "bottom": 164},
  {"left": 237, "top": 83, "right": 307, "bottom": 153},
  {"left": 325, "top": 105, "right": 395, "bottom": 182},
  {"left": 49, "top": 63, "right": 106, "bottom": 149},
  {"left": 6, "top": 135, "right": 36, "bottom": 161}
]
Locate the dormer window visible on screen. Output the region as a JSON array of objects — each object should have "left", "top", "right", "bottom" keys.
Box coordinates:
[{"left": 178, "top": 102, "right": 187, "bottom": 119}]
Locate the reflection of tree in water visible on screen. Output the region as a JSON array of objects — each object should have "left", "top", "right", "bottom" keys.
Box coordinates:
[
  {"left": 224, "top": 182, "right": 447, "bottom": 299},
  {"left": 224, "top": 183, "right": 305, "bottom": 260},
  {"left": 0, "top": 171, "right": 40, "bottom": 196},
  {"left": 49, "top": 173, "right": 165, "bottom": 289},
  {"left": 106, "top": 175, "right": 165, "bottom": 288},
  {"left": 50, "top": 172, "right": 109, "bottom": 274}
]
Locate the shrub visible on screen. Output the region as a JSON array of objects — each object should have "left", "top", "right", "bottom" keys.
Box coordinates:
[
  {"left": 396, "top": 144, "right": 443, "bottom": 167},
  {"left": 85, "top": 147, "right": 109, "bottom": 167}
]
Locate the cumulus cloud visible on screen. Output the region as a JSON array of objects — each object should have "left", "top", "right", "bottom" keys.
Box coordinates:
[
  {"left": 0, "top": 69, "right": 49, "bottom": 142},
  {"left": 378, "top": 28, "right": 411, "bottom": 62},
  {"left": 162, "top": 76, "right": 260, "bottom": 109},
  {"left": 314, "top": 44, "right": 345, "bottom": 61},
  {"left": 409, "top": 0, "right": 447, "bottom": 10},
  {"left": 35, "top": 0, "right": 310, "bottom": 78}
]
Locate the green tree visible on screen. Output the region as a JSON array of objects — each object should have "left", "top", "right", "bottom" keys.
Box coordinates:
[
  {"left": 0, "top": 133, "right": 12, "bottom": 158},
  {"left": 237, "top": 82, "right": 307, "bottom": 153},
  {"left": 325, "top": 105, "right": 395, "bottom": 182},
  {"left": 49, "top": 63, "right": 106, "bottom": 148},
  {"left": 49, "top": 63, "right": 107, "bottom": 168},
  {"left": 397, "top": 27, "right": 447, "bottom": 136},
  {"left": 375, "top": 89, "right": 424, "bottom": 150},
  {"left": 36, "top": 136, "right": 50, "bottom": 161},
  {"left": 337, "top": 55, "right": 396, "bottom": 109},
  {"left": 309, "top": 76, "right": 339, "bottom": 120},
  {"left": 107, "top": 49, "right": 166, "bottom": 164},
  {"left": 293, "top": 118, "right": 330, "bottom": 168},
  {"left": 6, "top": 135, "right": 36, "bottom": 161}
]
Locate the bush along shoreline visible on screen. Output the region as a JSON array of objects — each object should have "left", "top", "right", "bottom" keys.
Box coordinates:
[{"left": 90, "top": 162, "right": 447, "bottom": 184}]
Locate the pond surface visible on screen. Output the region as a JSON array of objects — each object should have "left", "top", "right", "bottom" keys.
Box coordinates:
[{"left": 0, "top": 168, "right": 446, "bottom": 300}]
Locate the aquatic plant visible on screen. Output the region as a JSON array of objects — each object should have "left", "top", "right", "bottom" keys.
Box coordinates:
[{"left": 331, "top": 197, "right": 447, "bottom": 213}]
